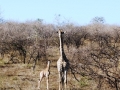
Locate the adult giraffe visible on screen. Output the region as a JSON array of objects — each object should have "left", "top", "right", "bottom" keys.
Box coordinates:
[{"left": 57, "top": 29, "right": 69, "bottom": 90}]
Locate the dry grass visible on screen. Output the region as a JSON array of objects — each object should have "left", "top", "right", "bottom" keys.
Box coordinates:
[
  {"left": 0, "top": 46, "right": 97, "bottom": 90},
  {"left": 0, "top": 64, "right": 85, "bottom": 90}
]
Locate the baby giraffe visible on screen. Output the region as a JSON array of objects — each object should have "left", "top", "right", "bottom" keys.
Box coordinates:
[{"left": 38, "top": 60, "right": 51, "bottom": 90}]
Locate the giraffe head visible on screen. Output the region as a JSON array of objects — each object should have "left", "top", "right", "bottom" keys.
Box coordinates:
[
  {"left": 57, "top": 29, "right": 64, "bottom": 37},
  {"left": 48, "top": 60, "right": 51, "bottom": 63}
]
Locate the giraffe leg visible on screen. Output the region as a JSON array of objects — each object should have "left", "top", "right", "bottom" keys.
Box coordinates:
[
  {"left": 64, "top": 70, "right": 67, "bottom": 90},
  {"left": 38, "top": 79, "right": 40, "bottom": 89},
  {"left": 38, "top": 72, "right": 43, "bottom": 89},
  {"left": 46, "top": 76, "right": 49, "bottom": 90},
  {"left": 58, "top": 71, "right": 62, "bottom": 90},
  {"left": 38, "top": 78, "right": 42, "bottom": 89},
  {"left": 59, "top": 72, "right": 61, "bottom": 90}
]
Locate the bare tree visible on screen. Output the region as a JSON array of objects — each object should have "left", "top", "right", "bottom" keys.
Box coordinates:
[
  {"left": 91, "top": 16, "right": 105, "bottom": 24},
  {"left": 70, "top": 28, "right": 120, "bottom": 90}
]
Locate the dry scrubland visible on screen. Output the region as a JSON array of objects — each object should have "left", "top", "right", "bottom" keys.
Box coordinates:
[
  {"left": 0, "top": 47, "right": 85, "bottom": 90},
  {"left": 0, "top": 20, "right": 120, "bottom": 90}
]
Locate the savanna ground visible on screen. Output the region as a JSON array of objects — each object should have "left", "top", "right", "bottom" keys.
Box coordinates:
[{"left": 0, "top": 46, "right": 96, "bottom": 90}]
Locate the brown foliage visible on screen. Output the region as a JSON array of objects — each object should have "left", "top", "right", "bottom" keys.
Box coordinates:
[{"left": 0, "top": 21, "right": 120, "bottom": 90}]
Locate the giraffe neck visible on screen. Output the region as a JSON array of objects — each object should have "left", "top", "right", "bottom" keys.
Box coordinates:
[
  {"left": 59, "top": 32, "right": 64, "bottom": 58},
  {"left": 46, "top": 61, "right": 50, "bottom": 71}
]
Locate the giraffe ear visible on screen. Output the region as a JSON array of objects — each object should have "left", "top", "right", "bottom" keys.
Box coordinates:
[{"left": 62, "top": 31, "right": 67, "bottom": 34}]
